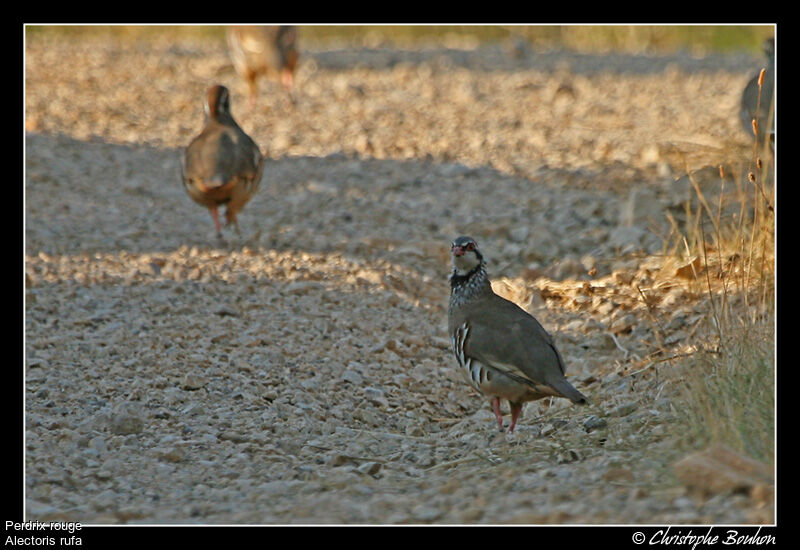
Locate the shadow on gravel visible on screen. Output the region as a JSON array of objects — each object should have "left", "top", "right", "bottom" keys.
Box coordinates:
[{"left": 26, "top": 132, "right": 649, "bottom": 272}]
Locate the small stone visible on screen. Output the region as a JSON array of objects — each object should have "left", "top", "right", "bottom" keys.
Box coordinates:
[
  {"left": 285, "top": 281, "right": 325, "bottom": 295},
  {"left": 356, "top": 461, "right": 382, "bottom": 476},
  {"left": 551, "top": 258, "right": 584, "bottom": 280},
  {"left": 563, "top": 319, "right": 584, "bottom": 332},
  {"left": 181, "top": 373, "right": 208, "bottom": 391},
  {"left": 214, "top": 305, "right": 238, "bottom": 317},
  {"left": 363, "top": 387, "right": 389, "bottom": 408},
  {"left": 355, "top": 408, "right": 379, "bottom": 426},
  {"left": 551, "top": 419, "right": 569, "bottom": 430},
  {"left": 109, "top": 403, "right": 145, "bottom": 435},
  {"left": 583, "top": 415, "right": 607, "bottom": 432},
  {"left": 329, "top": 454, "right": 353, "bottom": 467},
  {"left": 411, "top": 504, "right": 443, "bottom": 522},
  {"left": 181, "top": 403, "right": 205, "bottom": 415},
  {"left": 611, "top": 313, "right": 636, "bottom": 334},
  {"left": 580, "top": 254, "right": 597, "bottom": 272},
  {"left": 154, "top": 446, "right": 184, "bottom": 463},
  {"left": 364, "top": 387, "right": 384, "bottom": 399},
  {"left": 88, "top": 436, "right": 107, "bottom": 453},
  {"left": 556, "top": 449, "right": 582, "bottom": 464},
  {"left": 588, "top": 333, "right": 618, "bottom": 351},
  {"left": 27, "top": 501, "right": 63, "bottom": 520},
  {"left": 601, "top": 372, "right": 620, "bottom": 385},
  {"left": 509, "top": 226, "right": 529, "bottom": 243},
  {"left": 608, "top": 226, "right": 646, "bottom": 252},
  {"left": 674, "top": 497, "right": 696, "bottom": 509},
  {"left": 341, "top": 370, "right": 363, "bottom": 385},
  {"left": 115, "top": 506, "right": 146, "bottom": 521},
  {"left": 610, "top": 402, "right": 637, "bottom": 417},
  {"left": 460, "top": 508, "right": 484, "bottom": 522},
  {"left": 258, "top": 480, "right": 301, "bottom": 497},
  {"left": 385, "top": 512, "right": 411, "bottom": 524},
  {"left": 218, "top": 430, "right": 247, "bottom": 444},
  {"left": 612, "top": 270, "right": 635, "bottom": 285},
  {"left": 602, "top": 467, "right": 634, "bottom": 482},
  {"left": 405, "top": 425, "right": 425, "bottom": 437}
]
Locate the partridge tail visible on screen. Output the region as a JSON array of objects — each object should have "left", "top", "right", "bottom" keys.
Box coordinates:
[
  {"left": 549, "top": 378, "right": 589, "bottom": 405},
  {"left": 207, "top": 174, "right": 227, "bottom": 188}
]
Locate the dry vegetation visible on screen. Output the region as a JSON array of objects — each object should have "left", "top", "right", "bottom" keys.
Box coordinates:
[
  {"left": 671, "top": 122, "right": 774, "bottom": 465},
  {"left": 26, "top": 25, "right": 774, "bottom": 54}
]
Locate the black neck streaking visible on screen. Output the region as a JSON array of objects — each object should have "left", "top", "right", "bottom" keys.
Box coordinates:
[{"left": 449, "top": 262, "right": 490, "bottom": 309}]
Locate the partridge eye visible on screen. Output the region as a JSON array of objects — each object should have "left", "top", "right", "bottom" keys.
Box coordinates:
[{"left": 465, "top": 243, "right": 475, "bottom": 251}]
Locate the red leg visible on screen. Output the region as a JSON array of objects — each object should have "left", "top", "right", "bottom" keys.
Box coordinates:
[
  {"left": 509, "top": 402, "right": 523, "bottom": 433},
  {"left": 209, "top": 206, "right": 222, "bottom": 237},
  {"left": 226, "top": 210, "right": 241, "bottom": 236},
  {"left": 281, "top": 68, "right": 295, "bottom": 91},
  {"left": 491, "top": 397, "right": 504, "bottom": 432}
]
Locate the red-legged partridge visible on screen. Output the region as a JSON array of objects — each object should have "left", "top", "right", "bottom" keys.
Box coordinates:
[
  {"left": 740, "top": 37, "right": 775, "bottom": 148},
  {"left": 180, "top": 85, "right": 264, "bottom": 240},
  {"left": 226, "top": 25, "right": 299, "bottom": 105},
  {"left": 447, "top": 236, "right": 588, "bottom": 433}
]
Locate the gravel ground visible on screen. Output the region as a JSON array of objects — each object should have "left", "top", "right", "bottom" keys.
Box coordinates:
[{"left": 24, "top": 35, "right": 772, "bottom": 524}]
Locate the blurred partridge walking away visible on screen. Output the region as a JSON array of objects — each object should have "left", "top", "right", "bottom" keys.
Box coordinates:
[
  {"left": 227, "top": 25, "right": 299, "bottom": 106},
  {"left": 180, "top": 85, "right": 264, "bottom": 240},
  {"left": 740, "top": 37, "right": 775, "bottom": 148},
  {"left": 447, "top": 236, "right": 588, "bottom": 433}
]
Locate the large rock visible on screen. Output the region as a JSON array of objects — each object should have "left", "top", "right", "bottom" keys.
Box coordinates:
[{"left": 672, "top": 444, "right": 773, "bottom": 496}]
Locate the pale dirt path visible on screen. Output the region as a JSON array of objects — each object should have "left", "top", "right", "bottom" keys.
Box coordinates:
[{"left": 24, "top": 36, "right": 768, "bottom": 523}]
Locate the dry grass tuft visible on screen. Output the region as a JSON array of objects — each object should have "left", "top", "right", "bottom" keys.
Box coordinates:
[
  {"left": 675, "top": 319, "right": 774, "bottom": 463},
  {"left": 665, "top": 73, "right": 774, "bottom": 464}
]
